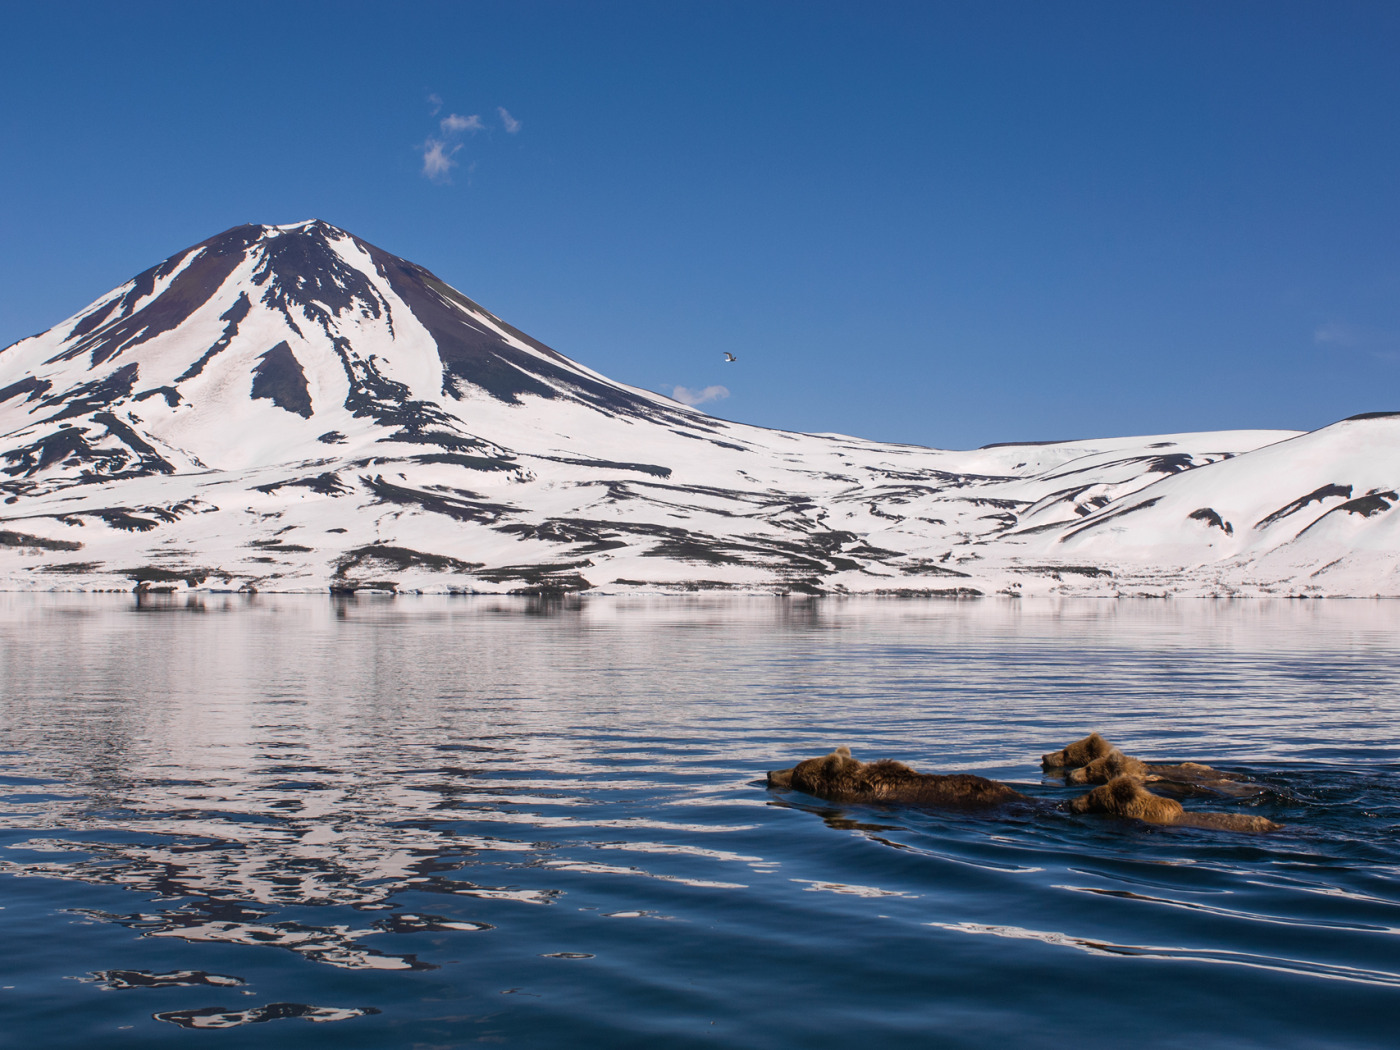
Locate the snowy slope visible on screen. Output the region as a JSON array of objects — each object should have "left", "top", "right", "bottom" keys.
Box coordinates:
[{"left": 0, "top": 220, "right": 1390, "bottom": 596}]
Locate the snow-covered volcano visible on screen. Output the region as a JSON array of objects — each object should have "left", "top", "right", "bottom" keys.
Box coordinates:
[{"left": 1, "top": 220, "right": 1396, "bottom": 596}]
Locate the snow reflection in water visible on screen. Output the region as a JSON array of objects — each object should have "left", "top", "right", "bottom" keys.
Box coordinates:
[{"left": 0, "top": 595, "right": 1397, "bottom": 1047}]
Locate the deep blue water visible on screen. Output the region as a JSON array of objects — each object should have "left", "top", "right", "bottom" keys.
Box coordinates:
[{"left": 0, "top": 595, "right": 1397, "bottom": 1048}]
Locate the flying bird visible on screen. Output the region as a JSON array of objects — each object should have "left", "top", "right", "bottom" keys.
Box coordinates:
[{"left": 723, "top": 352, "right": 737, "bottom": 363}]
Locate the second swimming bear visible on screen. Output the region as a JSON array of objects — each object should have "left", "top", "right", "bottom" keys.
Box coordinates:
[{"left": 1042, "top": 732, "right": 1250, "bottom": 793}]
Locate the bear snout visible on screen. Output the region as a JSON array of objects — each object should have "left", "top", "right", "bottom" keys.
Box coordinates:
[{"left": 767, "top": 767, "right": 794, "bottom": 789}]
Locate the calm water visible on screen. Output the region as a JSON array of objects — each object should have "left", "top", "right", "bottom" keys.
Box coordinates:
[{"left": 1, "top": 595, "right": 1398, "bottom": 1048}]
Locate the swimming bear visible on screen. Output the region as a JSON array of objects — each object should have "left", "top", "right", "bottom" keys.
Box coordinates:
[
  {"left": 1069, "top": 774, "right": 1280, "bottom": 833},
  {"left": 1044, "top": 733, "right": 1248, "bottom": 794},
  {"left": 767, "top": 746, "right": 1027, "bottom": 807}
]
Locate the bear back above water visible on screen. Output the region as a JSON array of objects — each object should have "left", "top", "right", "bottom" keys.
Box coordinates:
[
  {"left": 767, "top": 747, "right": 1027, "bottom": 808},
  {"left": 1069, "top": 775, "right": 1281, "bottom": 833}
]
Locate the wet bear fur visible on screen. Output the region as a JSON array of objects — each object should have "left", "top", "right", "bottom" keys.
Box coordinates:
[
  {"left": 1041, "top": 732, "right": 1114, "bottom": 771},
  {"left": 1047, "top": 733, "right": 1246, "bottom": 793},
  {"left": 1065, "top": 748, "right": 1151, "bottom": 784},
  {"left": 767, "top": 747, "right": 1026, "bottom": 807},
  {"left": 1069, "top": 775, "right": 1280, "bottom": 833}
]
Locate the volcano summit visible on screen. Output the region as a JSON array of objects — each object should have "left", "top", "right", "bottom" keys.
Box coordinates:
[{"left": 1, "top": 220, "right": 1396, "bottom": 596}]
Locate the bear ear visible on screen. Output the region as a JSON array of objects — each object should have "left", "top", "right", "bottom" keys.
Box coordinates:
[
  {"left": 834, "top": 746, "right": 852, "bottom": 759},
  {"left": 1106, "top": 774, "right": 1141, "bottom": 800}
]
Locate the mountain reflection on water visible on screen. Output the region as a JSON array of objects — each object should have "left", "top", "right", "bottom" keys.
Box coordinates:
[{"left": 1, "top": 595, "right": 1398, "bottom": 1048}]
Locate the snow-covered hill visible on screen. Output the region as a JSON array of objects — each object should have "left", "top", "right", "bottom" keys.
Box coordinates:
[{"left": 1, "top": 220, "right": 1394, "bottom": 596}]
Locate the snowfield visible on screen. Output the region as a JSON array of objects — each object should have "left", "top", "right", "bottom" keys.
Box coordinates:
[{"left": 1, "top": 220, "right": 1395, "bottom": 596}]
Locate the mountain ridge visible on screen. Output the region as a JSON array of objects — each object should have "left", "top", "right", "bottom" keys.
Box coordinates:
[{"left": 2, "top": 220, "right": 1395, "bottom": 596}]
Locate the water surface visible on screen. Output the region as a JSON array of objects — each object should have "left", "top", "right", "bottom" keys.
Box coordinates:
[{"left": 1, "top": 596, "right": 1397, "bottom": 1047}]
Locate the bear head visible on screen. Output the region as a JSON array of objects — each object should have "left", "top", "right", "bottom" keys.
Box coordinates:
[
  {"left": 1068, "top": 774, "right": 1184, "bottom": 824},
  {"left": 1041, "top": 732, "right": 1114, "bottom": 771},
  {"left": 768, "top": 746, "right": 866, "bottom": 797},
  {"left": 1066, "top": 748, "right": 1150, "bottom": 785}
]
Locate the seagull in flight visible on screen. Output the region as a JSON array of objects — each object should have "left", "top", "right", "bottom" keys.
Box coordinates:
[{"left": 723, "top": 352, "right": 737, "bottom": 363}]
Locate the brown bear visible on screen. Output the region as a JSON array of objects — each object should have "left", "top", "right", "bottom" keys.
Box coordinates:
[
  {"left": 1069, "top": 775, "right": 1280, "bottom": 833},
  {"left": 767, "top": 746, "right": 1027, "bottom": 807},
  {"left": 1045, "top": 733, "right": 1248, "bottom": 794},
  {"left": 1041, "top": 732, "right": 1115, "bottom": 771},
  {"left": 1064, "top": 748, "right": 1151, "bottom": 784}
]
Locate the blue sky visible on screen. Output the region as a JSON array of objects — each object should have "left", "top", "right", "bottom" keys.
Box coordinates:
[{"left": 2, "top": 1, "right": 1398, "bottom": 448}]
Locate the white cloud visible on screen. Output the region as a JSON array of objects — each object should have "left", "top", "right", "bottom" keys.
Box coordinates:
[
  {"left": 419, "top": 108, "right": 479, "bottom": 184},
  {"left": 1314, "top": 322, "right": 1360, "bottom": 347},
  {"left": 421, "top": 138, "right": 462, "bottom": 183},
  {"left": 419, "top": 101, "right": 517, "bottom": 184},
  {"left": 671, "top": 384, "right": 730, "bottom": 406},
  {"left": 441, "top": 112, "right": 484, "bottom": 134},
  {"left": 1315, "top": 322, "right": 1400, "bottom": 360}
]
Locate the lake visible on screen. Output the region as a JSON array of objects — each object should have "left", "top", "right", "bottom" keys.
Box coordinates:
[{"left": 1, "top": 595, "right": 1397, "bottom": 1048}]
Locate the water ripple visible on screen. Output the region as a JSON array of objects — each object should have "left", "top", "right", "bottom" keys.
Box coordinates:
[
  {"left": 927, "top": 920, "right": 1400, "bottom": 988},
  {"left": 1058, "top": 884, "right": 1400, "bottom": 935},
  {"left": 1, "top": 595, "right": 1398, "bottom": 1048}
]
